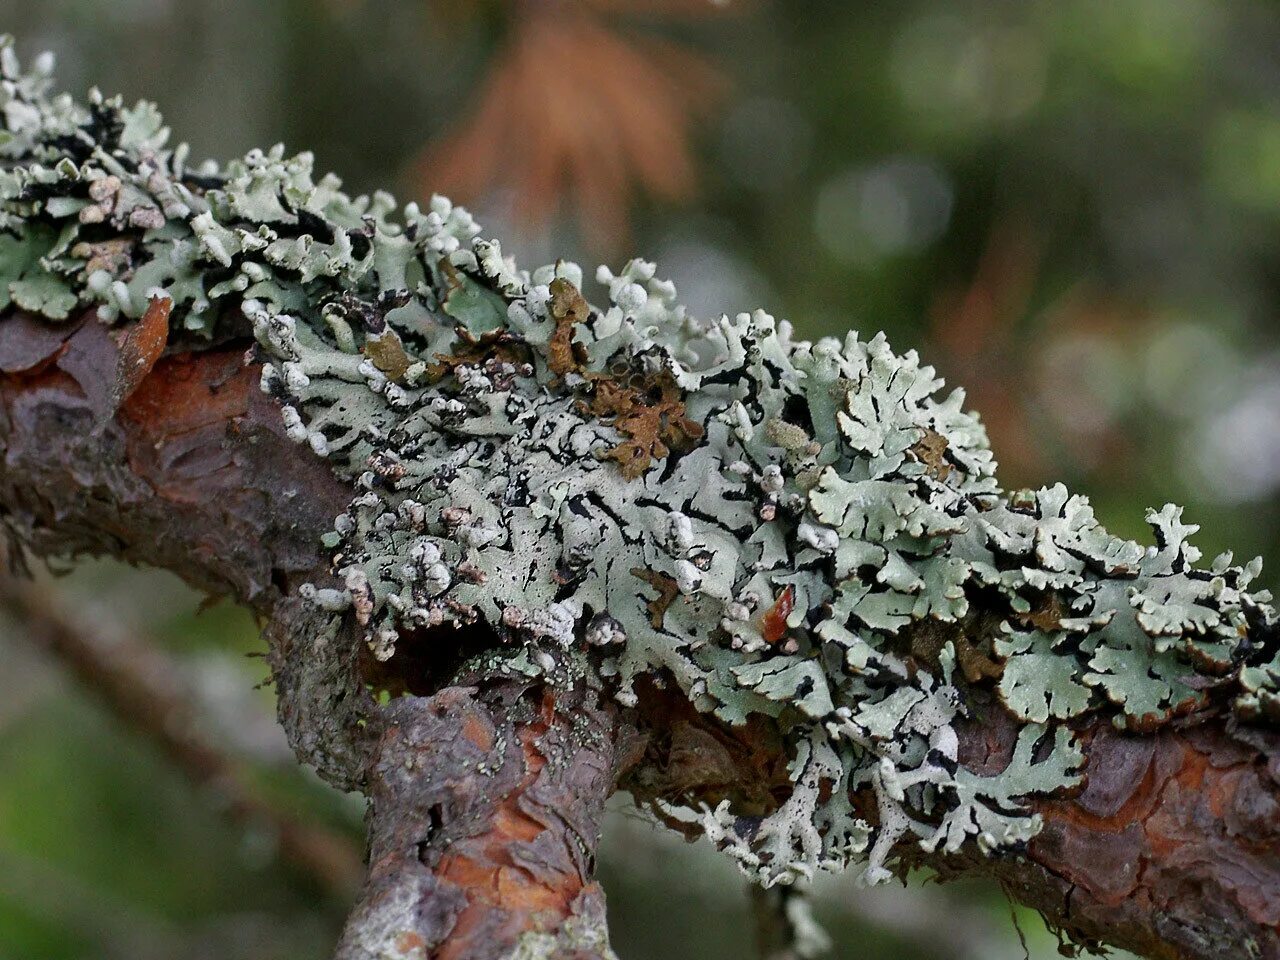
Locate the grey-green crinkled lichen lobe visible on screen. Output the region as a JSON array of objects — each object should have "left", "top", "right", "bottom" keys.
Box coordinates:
[{"left": 3, "top": 38, "right": 1278, "bottom": 888}]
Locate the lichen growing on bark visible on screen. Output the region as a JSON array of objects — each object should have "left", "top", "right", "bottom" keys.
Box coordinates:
[{"left": 3, "top": 38, "right": 1278, "bottom": 889}]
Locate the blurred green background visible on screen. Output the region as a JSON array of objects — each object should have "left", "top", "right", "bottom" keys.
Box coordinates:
[{"left": 3, "top": 0, "right": 1280, "bottom": 956}]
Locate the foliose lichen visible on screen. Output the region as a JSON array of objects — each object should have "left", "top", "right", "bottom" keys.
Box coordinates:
[{"left": 4, "top": 38, "right": 1278, "bottom": 888}]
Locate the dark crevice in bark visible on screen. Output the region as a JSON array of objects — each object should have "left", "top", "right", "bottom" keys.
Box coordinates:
[{"left": 360, "top": 620, "right": 509, "bottom": 700}]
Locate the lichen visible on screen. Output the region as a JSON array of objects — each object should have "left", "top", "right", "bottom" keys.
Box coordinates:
[{"left": 3, "top": 37, "right": 1278, "bottom": 889}]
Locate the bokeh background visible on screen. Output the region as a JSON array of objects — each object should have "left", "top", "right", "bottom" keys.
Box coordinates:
[{"left": 3, "top": 0, "right": 1280, "bottom": 956}]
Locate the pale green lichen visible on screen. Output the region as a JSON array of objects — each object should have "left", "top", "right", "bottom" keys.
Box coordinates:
[
  {"left": 3, "top": 39, "right": 1278, "bottom": 889},
  {"left": 507, "top": 907, "right": 618, "bottom": 960}
]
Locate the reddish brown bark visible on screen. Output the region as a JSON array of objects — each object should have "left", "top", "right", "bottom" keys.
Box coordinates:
[
  {"left": 1026, "top": 721, "right": 1280, "bottom": 959},
  {"left": 4, "top": 307, "right": 1280, "bottom": 959},
  {"left": 0, "top": 310, "right": 349, "bottom": 607},
  {"left": 338, "top": 682, "right": 622, "bottom": 960}
]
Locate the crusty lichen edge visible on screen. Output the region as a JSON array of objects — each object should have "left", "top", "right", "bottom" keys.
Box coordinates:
[{"left": 3, "top": 37, "right": 1279, "bottom": 889}]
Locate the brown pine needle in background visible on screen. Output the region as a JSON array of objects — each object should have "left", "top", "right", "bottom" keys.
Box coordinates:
[{"left": 415, "top": 0, "right": 733, "bottom": 249}]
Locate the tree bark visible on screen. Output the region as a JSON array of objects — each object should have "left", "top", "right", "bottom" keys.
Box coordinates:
[
  {"left": 4, "top": 308, "right": 1280, "bottom": 959},
  {"left": 337, "top": 681, "right": 622, "bottom": 960},
  {"left": 959, "top": 698, "right": 1280, "bottom": 960}
]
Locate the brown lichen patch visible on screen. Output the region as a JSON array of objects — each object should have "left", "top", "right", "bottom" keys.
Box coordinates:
[
  {"left": 70, "top": 236, "right": 135, "bottom": 275},
  {"left": 427, "top": 328, "right": 533, "bottom": 382},
  {"left": 909, "top": 427, "right": 952, "bottom": 481},
  {"left": 761, "top": 585, "right": 795, "bottom": 645},
  {"left": 630, "top": 567, "right": 680, "bottom": 630},
  {"left": 1018, "top": 591, "right": 1067, "bottom": 633},
  {"left": 581, "top": 368, "right": 704, "bottom": 480},
  {"left": 547, "top": 277, "right": 589, "bottom": 378},
  {"left": 363, "top": 327, "right": 411, "bottom": 381},
  {"left": 908, "top": 615, "right": 1003, "bottom": 684},
  {"left": 116, "top": 295, "right": 171, "bottom": 402}
]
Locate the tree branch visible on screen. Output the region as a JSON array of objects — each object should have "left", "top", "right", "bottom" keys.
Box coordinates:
[
  {"left": 958, "top": 699, "right": 1280, "bottom": 959},
  {"left": 338, "top": 679, "right": 623, "bottom": 960},
  {"left": 1, "top": 310, "right": 632, "bottom": 957},
  {"left": 1, "top": 57, "right": 1278, "bottom": 960},
  {"left": 0, "top": 311, "right": 350, "bottom": 607}
]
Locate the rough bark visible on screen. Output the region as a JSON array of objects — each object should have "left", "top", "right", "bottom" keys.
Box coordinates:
[
  {"left": 947, "top": 697, "right": 1280, "bottom": 959},
  {"left": 0, "top": 310, "right": 349, "bottom": 607},
  {"left": 337, "top": 681, "right": 622, "bottom": 960},
  {"left": 4, "top": 307, "right": 1280, "bottom": 959}
]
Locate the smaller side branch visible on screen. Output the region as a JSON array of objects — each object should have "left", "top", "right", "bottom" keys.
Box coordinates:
[
  {"left": 338, "top": 678, "right": 623, "bottom": 960},
  {"left": 0, "top": 573, "right": 364, "bottom": 902},
  {"left": 948, "top": 703, "right": 1280, "bottom": 960}
]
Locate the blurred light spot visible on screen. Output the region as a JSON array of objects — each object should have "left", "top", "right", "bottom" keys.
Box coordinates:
[
  {"left": 1037, "top": 334, "right": 1130, "bottom": 436},
  {"left": 1208, "top": 111, "right": 1280, "bottom": 212},
  {"left": 654, "top": 234, "right": 773, "bottom": 319},
  {"left": 1186, "top": 363, "right": 1280, "bottom": 503},
  {"left": 1064, "top": 0, "right": 1215, "bottom": 92},
  {"left": 814, "top": 158, "right": 953, "bottom": 264},
  {"left": 891, "top": 15, "right": 1045, "bottom": 130},
  {"left": 1099, "top": 191, "right": 1205, "bottom": 286},
  {"left": 718, "top": 97, "right": 813, "bottom": 192},
  {"left": 1142, "top": 320, "right": 1236, "bottom": 418}
]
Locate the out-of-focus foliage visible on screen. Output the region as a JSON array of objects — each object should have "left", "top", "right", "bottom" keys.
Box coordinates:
[
  {"left": 0, "top": 565, "right": 355, "bottom": 960},
  {"left": 0, "top": 0, "right": 1275, "bottom": 957},
  {"left": 412, "top": 0, "right": 730, "bottom": 249}
]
